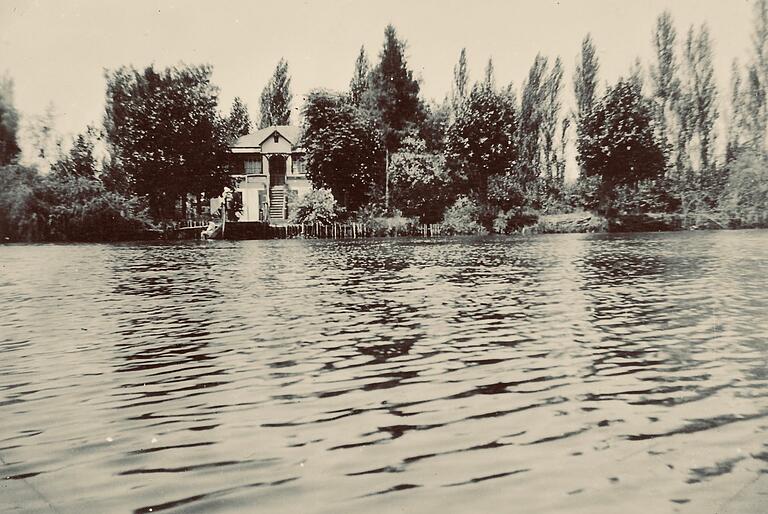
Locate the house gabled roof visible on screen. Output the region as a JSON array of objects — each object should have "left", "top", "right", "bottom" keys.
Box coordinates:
[{"left": 231, "top": 125, "right": 302, "bottom": 150}]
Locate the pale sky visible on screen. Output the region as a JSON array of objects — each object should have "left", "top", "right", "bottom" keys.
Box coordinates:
[{"left": 0, "top": 0, "right": 757, "bottom": 167}]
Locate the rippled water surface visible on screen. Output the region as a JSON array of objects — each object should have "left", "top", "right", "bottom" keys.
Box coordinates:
[{"left": 2, "top": 231, "right": 768, "bottom": 513}]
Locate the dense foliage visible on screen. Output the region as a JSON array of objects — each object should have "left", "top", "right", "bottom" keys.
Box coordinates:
[
  {"left": 301, "top": 90, "right": 385, "bottom": 211},
  {"left": 103, "top": 64, "right": 231, "bottom": 218},
  {"left": 365, "top": 25, "right": 424, "bottom": 152},
  {"left": 389, "top": 136, "right": 453, "bottom": 223},
  {"left": 0, "top": 162, "right": 151, "bottom": 242},
  {"left": 226, "top": 97, "right": 252, "bottom": 141},
  {"left": 577, "top": 79, "right": 666, "bottom": 211},
  {"left": 4, "top": 2, "right": 768, "bottom": 241},
  {"left": 445, "top": 85, "right": 517, "bottom": 204},
  {"left": 289, "top": 188, "right": 339, "bottom": 224},
  {"left": 0, "top": 75, "right": 20, "bottom": 166},
  {"left": 259, "top": 58, "right": 292, "bottom": 128}
]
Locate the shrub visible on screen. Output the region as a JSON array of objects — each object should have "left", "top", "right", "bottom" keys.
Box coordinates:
[
  {"left": 721, "top": 150, "right": 768, "bottom": 215},
  {"left": 0, "top": 164, "right": 152, "bottom": 242},
  {"left": 389, "top": 135, "right": 455, "bottom": 223},
  {"left": 442, "top": 196, "right": 487, "bottom": 235},
  {"left": 289, "top": 188, "right": 339, "bottom": 224},
  {"left": 40, "top": 175, "right": 152, "bottom": 241},
  {"left": 353, "top": 202, "right": 421, "bottom": 236},
  {"left": 492, "top": 209, "right": 538, "bottom": 234}
]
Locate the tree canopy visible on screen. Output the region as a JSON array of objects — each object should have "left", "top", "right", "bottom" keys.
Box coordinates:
[
  {"left": 227, "top": 96, "right": 252, "bottom": 141},
  {"left": 445, "top": 84, "right": 518, "bottom": 203},
  {"left": 259, "top": 58, "right": 292, "bottom": 128},
  {"left": 349, "top": 46, "right": 370, "bottom": 107},
  {"left": 577, "top": 79, "right": 665, "bottom": 209},
  {"left": 0, "top": 74, "right": 20, "bottom": 166},
  {"left": 302, "top": 89, "right": 385, "bottom": 211},
  {"left": 103, "top": 64, "right": 231, "bottom": 217},
  {"left": 366, "top": 25, "right": 424, "bottom": 152}
]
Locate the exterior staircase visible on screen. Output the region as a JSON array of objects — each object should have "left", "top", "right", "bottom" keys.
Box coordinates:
[{"left": 269, "top": 186, "right": 285, "bottom": 221}]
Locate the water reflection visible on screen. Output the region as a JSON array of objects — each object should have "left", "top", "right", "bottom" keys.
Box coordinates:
[{"left": 1, "top": 231, "right": 767, "bottom": 513}]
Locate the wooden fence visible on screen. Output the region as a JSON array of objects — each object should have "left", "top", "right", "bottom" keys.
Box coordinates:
[
  {"left": 265, "top": 222, "right": 445, "bottom": 239},
  {"left": 215, "top": 220, "right": 445, "bottom": 240}
]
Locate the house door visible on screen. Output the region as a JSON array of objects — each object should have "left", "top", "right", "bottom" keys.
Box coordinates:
[{"left": 269, "top": 156, "right": 286, "bottom": 187}]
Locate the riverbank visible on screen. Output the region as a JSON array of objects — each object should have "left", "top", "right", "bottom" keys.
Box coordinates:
[
  {"left": 4, "top": 210, "right": 767, "bottom": 243},
  {"left": 524, "top": 210, "right": 768, "bottom": 235}
]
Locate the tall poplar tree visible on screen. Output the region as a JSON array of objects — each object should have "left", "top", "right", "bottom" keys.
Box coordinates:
[
  {"left": 541, "top": 57, "right": 564, "bottom": 191},
  {"left": 349, "top": 46, "right": 370, "bottom": 107},
  {"left": 650, "top": 10, "right": 680, "bottom": 162},
  {"left": 0, "top": 74, "right": 20, "bottom": 166},
  {"left": 748, "top": 0, "right": 768, "bottom": 151},
  {"left": 483, "top": 58, "right": 496, "bottom": 90},
  {"left": 517, "top": 54, "right": 549, "bottom": 191},
  {"left": 573, "top": 34, "right": 600, "bottom": 125},
  {"left": 450, "top": 48, "right": 469, "bottom": 116},
  {"left": 259, "top": 58, "right": 292, "bottom": 128},
  {"left": 681, "top": 25, "right": 718, "bottom": 175},
  {"left": 727, "top": 60, "right": 746, "bottom": 160}
]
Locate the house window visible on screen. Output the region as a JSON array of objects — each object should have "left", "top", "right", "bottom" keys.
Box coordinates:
[
  {"left": 292, "top": 157, "right": 305, "bottom": 174},
  {"left": 273, "top": 132, "right": 280, "bottom": 143},
  {"left": 244, "top": 159, "right": 262, "bottom": 174}
]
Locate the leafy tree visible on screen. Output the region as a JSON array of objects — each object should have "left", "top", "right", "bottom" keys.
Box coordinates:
[
  {"left": 51, "top": 128, "right": 99, "bottom": 179},
  {"left": 650, "top": 11, "right": 680, "bottom": 164},
  {"left": 540, "top": 57, "right": 565, "bottom": 196},
  {"left": 445, "top": 85, "right": 517, "bottom": 204},
  {"left": 0, "top": 74, "right": 20, "bottom": 166},
  {"left": 0, "top": 165, "right": 46, "bottom": 240},
  {"left": 366, "top": 24, "right": 424, "bottom": 152},
  {"left": 0, "top": 162, "right": 150, "bottom": 242},
  {"left": 721, "top": 149, "right": 768, "bottom": 214},
  {"left": 517, "top": 54, "right": 549, "bottom": 191},
  {"left": 727, "top": 60, "right": 749, "bottom": 160},
  {"left": 302, "top": 89, "right": 385, "bottom": 211},
  {"left": 20, "top": 103, "right": 62, "bottom": 172},
  {"left": 389, "top": 135, "right": 454, "bottom": 222},
  {"left": 577, "top": 79, "right": 665, "bottom": 213},
  {"left": 744, "top": 65, "right": 768, "bottom": 152},
  {"left": 450, "top": 48, "right": 469, "bottom": 117},
  {"left": 259, "top": 58, "right": 292, "bottom": 128},
  {"left": 227, "top": 96, "right": 252, "bottom": 140},
  {"left": 349, "top": 46, "right": 370, "bottom": 107},
  {"left": 483, "top": 58, "right": 496, "bottom": 90},
  {"left": 573, "top": 34, "right": 600, "bottom": 125},
  {"left": 681, "top": 24, "right": 718, "bottom": 174},
  {"left": 741, "top": 0, "right": 768, "bottom": 152},
  {"left": 419, "top": 99, "right": 450, "bottom": 153},
  {"left": 103, "top": 64, "right": 231, "bottom": 218}
]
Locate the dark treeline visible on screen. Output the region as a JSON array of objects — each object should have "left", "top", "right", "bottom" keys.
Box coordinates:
[
  {"left": 0, "top": 59, "right": 288, "bottom": 241},
  {"left": 302, "top": 2, "right": 768, "bottom": 232},
  {"left": 2, "top": 2, "right": 768, "bottom": 241}
]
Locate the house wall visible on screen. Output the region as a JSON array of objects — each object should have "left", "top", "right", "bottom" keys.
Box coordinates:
[
  {"left": 209, "top": 130, "right": 313, "bottom": 222},
  {"left": 240, "top": 175, "right": 268, "bottom": 221},
  {"left": 260, "top": 133, "right": 292, "bottom": 154}
]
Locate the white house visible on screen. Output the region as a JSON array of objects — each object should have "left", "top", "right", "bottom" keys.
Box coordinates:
[{"left": 212, "top": 125, "right": 312, "bottom": 223}]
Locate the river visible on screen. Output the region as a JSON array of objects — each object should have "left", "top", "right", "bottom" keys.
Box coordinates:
[{"left": 1, "top": 230, "right": 767, "bottom": 513}]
